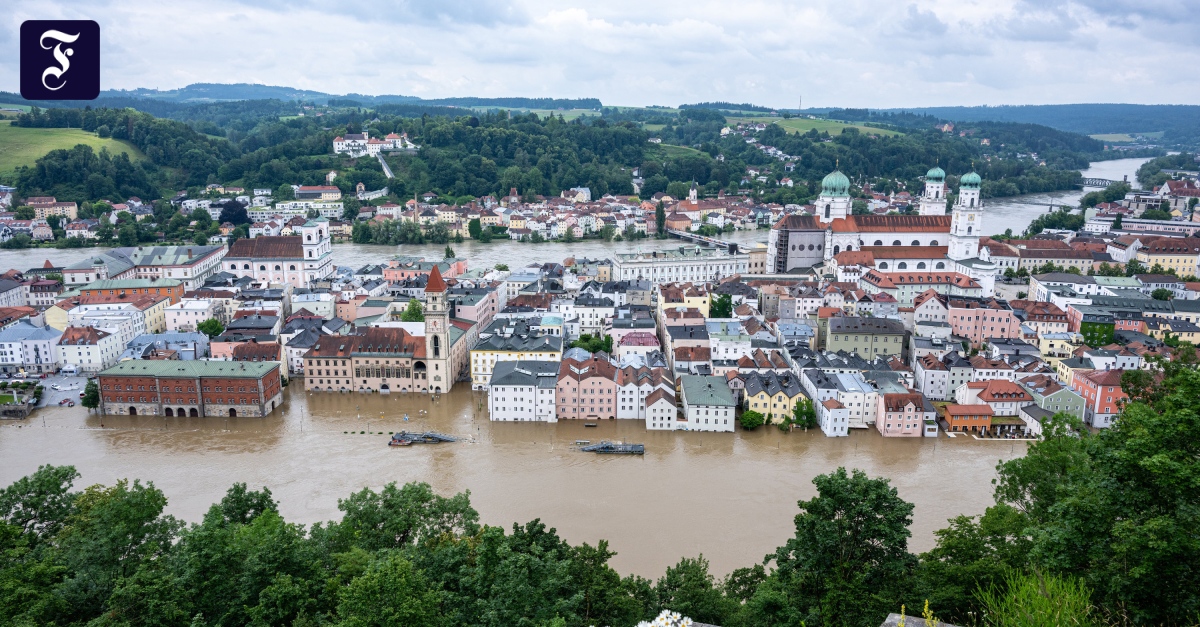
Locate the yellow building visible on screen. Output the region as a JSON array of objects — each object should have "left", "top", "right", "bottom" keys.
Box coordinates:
[
  {"left": 1148, "top": 318, "right": 1200, "bottom": 344},
  {"left": 1135, "top": 237, "right": 1200, "bottom": 277},
  {"left": 742, "top": 371, "right": 806, "bottom": 424},
  {"left": 508, "top": 215, "right": 527, "bottom": 230},
  {"left": 1038, "top": 331, "right": 1085, "bottom": 370},
  {"left": 470, "top": 321, "right": 563, "bottom": 390}
]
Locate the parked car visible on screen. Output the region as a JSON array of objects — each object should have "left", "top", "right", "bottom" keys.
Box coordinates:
[
  {"left": 58, "top": 399, "right": 70, "bottom": 405},
  {"left": 79, "top": 391, "right": 86, "bottom": 398}
]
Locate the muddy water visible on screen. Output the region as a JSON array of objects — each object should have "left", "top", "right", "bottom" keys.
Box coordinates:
[{"left": 0, "top": 385, "right": 1025, "bottom": 577}]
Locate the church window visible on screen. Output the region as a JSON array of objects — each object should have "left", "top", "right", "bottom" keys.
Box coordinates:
[
  {"left": 243, "top": 264, "right": 250, "bottom": 270},
  {"left": 970, "top": 198, "right": 975, "bottom": 207},
  {"left": 967, "top": 226, "right": 973, "bottom": 234},
  {"left": 824, "top": 204, "right": 831, "bottom": 219},
  {"left": 308, "top": 250, "right": 313, "bottom": 258},
  {"left": 912, "top": 240, "right": 920, "bottom": 246},
  {"left": 274, "top": 265, "right": 281, "bottom": 271},
  {"left": 808, "top": 244, "right": 815, "bottom": 251},
  {"left": 289, "top": 265, "right": 296, "bottom": 270},
  {"left": 833, "top": 245, "right": 840, "bottom": 255},
  {"left": 259, "top": 265, "right": 266, "bottom": 271},
  {"left": 879, "top": 262, "right": 888, "bottom": 269},
  {"left": 874, "top": 240, "right": 883, "bottom": 246},
  {"left": 917, "top": 262, "right": 927, "bottom": 269},
  {"left": 432, "top": 336, "right": 441, "bottom": 358},
  {"left": 898, "top": 262, "right": 908, "bottom": 270},
  {"left": 893, "top": 240, "right": 902, "bottom": 246},
  {"left": 930, "top": 240, "right": 939, "bottom": 246},
  {"left": 936, "top": 262, "right": 946, "bottom": 269}
]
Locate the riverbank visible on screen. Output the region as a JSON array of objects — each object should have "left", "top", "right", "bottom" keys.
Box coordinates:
[{"left": 0, "top": 385, "right": 1025, "bottom": 578}]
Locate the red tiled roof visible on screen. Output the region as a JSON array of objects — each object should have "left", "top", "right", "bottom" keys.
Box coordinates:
[
  {"left": 228, "top": 236, "right": 303, "bottom": 259},
  {"left": 425, "top": 265, "right": 446, "bottom": 293},
  {"left": 829, "top": 215, "right": 952, "bottom": 233}
]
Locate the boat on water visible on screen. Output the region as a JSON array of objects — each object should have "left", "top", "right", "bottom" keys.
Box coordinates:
[
  {"left": 574, "top": 440, "right": 590, "bottom": 445},
  {"left": 389, "top": 431, "right": 459, "bottom": 446},
  {"left": 579, "top": 440, "right": 645, "bottom": 455},
  {"left": 584, "top": 422, "right": 598, "bottom": 427}
]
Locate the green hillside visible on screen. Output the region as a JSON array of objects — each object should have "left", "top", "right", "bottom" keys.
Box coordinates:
[
  {"left": 0, "top": 124, "right": 144, "bottom": 175},
  {"left": 727, "top": 116, "right": 903, "bottom": 136}
]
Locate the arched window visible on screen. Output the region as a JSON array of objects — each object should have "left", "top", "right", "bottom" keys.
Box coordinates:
[
  {"left": 970, "top": 198, "right": 975, "bottom": 207},
  {"left": 319, "top": 230, "right": 324, "bottom": 238},
  {"left": 308, "top": 250, "right": 313, "bottom": 258},
  {"left": 306, "top": 235, "right": 312, "bottom": 241},
  {"left": 967, "top": 226, "right": 973, "bottom": 234},
  {"left": 432, "top": 336, "right": 441, "bottom": 358},
  {"left": 912, "top": 239, "right": 921, "bottom": 246},
  {"left": 833, "top": 245, "right": 840, "bottom": 255},
  {"left": 274, "top": 265, "right": 281, "bottom": 271},
  {"left": 230, "top": 264, "right": 236, "bottom": 270},
  {"left": 824, "top": 204, "right": 831, "bottom": 219},
  {"left": 898, "top": 262, "right": 908, "bottom": 270},
  {"left": 289, "top": 265, "right": 296, "bottom": 271},
  {"left": 259, "top": 265, "right": 266, "bottom": 271},
  {"left": 874, "top": 240, "right": 883, "bottom": 246},
  {"left": 878, "top": 262, "right": 889, "bottom": 269},
  {"left": 930, "top": 240, "right": 939, "bottom": 246},
  {"left": 243, "top": 263, "right": 250, "bottom": 270},
  {"left": 917, "top": 262, "right": 927, "bottom": 269},
  {"left": 892, "top": 240, "right": 902, "bottom": 246},
  {"left": 936, "top": 262, "right": 946, "bottom": 269}
]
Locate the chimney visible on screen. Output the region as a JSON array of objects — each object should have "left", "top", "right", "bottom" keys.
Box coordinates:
[{"left": 187, "top": 248, "right": 193, "bottom": 259}]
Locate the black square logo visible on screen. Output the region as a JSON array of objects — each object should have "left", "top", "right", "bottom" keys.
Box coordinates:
[{"left": 20, "top": 20, "right": 100, "bottom": 100}]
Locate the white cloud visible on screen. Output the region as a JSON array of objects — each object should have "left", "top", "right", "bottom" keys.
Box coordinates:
[{"left": 1, "top": 0, "right": 1196, "bottom": 107}]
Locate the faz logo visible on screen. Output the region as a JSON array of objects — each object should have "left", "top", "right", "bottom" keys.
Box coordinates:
[{"left": 20, "top": 20, "right": 100, "bottom": 100}]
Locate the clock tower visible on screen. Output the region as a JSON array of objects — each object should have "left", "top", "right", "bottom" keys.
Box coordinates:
[{"left": 424, "top": 265, "right": 450, "bottom": 393}]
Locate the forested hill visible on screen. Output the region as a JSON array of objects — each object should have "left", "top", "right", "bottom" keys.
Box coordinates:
[
  {"left": 5, "top": 97, "right": 1119, "bottom": 206},
  {"left": 3, "top": 356, "right": 1200, "bottom": 626},
  {"left": 881, "top": 104, "right": 1200, "bottom": 146},
  {"left": 0, "top": 85, "right": 600, "bottom": 110}
]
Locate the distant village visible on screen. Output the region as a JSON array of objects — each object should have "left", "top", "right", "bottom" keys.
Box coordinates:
[{"left": 1, "top": 145, "right": 1200, "bottom": 440}]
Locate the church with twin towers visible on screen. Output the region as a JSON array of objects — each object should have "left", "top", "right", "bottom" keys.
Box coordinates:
[{"left": 766, "top": 166, "right": 998, "bottom": 295}]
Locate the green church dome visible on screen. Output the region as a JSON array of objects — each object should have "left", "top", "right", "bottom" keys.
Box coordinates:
[
  {"left": 925, "top": 166, "right": 945, "bottom": 181},
  {"left": 960, "top": 171, "right": 982, "bottom": 189},
  {"left": 821, "top": 170, "right": 850, "bottom": 197}
]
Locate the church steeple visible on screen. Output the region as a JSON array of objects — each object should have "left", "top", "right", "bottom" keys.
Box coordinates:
[
  {"left": 424, "top": 265, "right": 449, "bottom": 371},
  {"left": 949, "top": 171, "right": 984, "bottom": 261}
]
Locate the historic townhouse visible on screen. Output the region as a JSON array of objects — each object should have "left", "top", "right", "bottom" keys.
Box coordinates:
[{"left": 98, "top": 360, "right": 283, "bottom": 417}]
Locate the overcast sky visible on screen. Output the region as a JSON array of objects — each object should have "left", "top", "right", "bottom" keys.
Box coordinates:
[{"left": 3, "top": 0, "right": 1197, "bottom": 108}]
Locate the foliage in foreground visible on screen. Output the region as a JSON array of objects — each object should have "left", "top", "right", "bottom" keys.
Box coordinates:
[{"left": 3, "top": 361, "right": 1200, "bottom": 626}]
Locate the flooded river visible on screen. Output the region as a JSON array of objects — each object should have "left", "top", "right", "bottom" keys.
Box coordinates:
[{"left": 0, "top": 386, "right": 1026, "bottom": 577}]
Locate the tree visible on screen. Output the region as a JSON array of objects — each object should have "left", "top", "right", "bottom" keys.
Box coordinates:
[
  {"left": 852, "top": 199, "right": 871, "bottom": 215},
  {"left": 710, "top": 294, "right": 733, "bottom": 318},
  {"left": 654, "top": 556, "right": 735, "bottom": 626},
  {"left": 656, "top": 200, "right": 666, "bottom": 235},
  {"left": 569, "top": 334, "right": 613, "bottom": 354},
  {"left": 1112, "top": 213, "right": 1123, "bottom": 230},
  {"left": 196, "top": 317, "right": 224, "bottom": 339},
  {"left": 400, "top": 299, "right": 424, "bottom": 322},
  {"left": 739, "top": 410, "right": 765, "bottom": 430},
  {"left": 494, "top": 264, "right": 509, "bottom": 271},
  {"left": 117, "top": 223, "right": 139, "bottom": 246},
  {"left": 335, "top": 554, "right": 446, "bottom": 627},
  {"left": 1152, "top": 287, "right": 1175, "bottom": 301},
  {"left": 599, "top": 224, "right": 616, "bottom": 241},
  {"left": 1124, "top": 258, "right": 1147, "bottom": 277},
  {"left": 274, "top": 185, "right": 294, "bottom": 201},
  {"left": 467, "top": 218, "right": 482, "bottom": 240},
  {"left": 13, "top": 206, "right": 35, "bottom": 220},
  {"left": 1141, "top": 208, "right": 1173, "bottom": 221},
  {"left": 81, "top": 380, "right": 100, "bottom": 410},
  {"left": 743, "top": 468, "right": 916, "bottom": 626},
  {"left": 792, "top": 397, "right": 817, "bottom": 429},
  {"left": 218, "top": 200, "right": 249, "bottom": 225},
  {"left": 1003, "top": 267, "right": 1016, "bottom": 279},
  {"left": 444, "top": 245, "right": 455, "bottom": 258}
]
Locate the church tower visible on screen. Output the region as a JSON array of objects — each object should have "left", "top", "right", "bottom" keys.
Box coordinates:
[
  {"left": 424, "top": 265, "right": 450, "bottom": 393},
  {"left": 948, "top": 171, "right": 984, "bottom": 261},
  {"left": 917, "top": 166, "right": 948, "bottom": 215},
  {"left": 815, "top": 169, "right": 852, "bottom": 225},
  {"left": 689, "top": 180, "right": 698, "bottom": 202}
]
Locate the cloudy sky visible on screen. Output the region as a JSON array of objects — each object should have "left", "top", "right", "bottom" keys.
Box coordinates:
[{"left": 3, "top": 0, "right": 1197, "bottom": 108}]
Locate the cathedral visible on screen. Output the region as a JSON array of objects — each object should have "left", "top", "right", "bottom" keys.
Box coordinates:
[{"left": 766, "top": 167, "right": 997, "bottom": 295}]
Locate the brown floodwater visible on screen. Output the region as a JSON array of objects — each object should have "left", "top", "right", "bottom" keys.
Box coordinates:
[{"left": 0, "top": 385, "right": 1025, "bottom": 577}]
